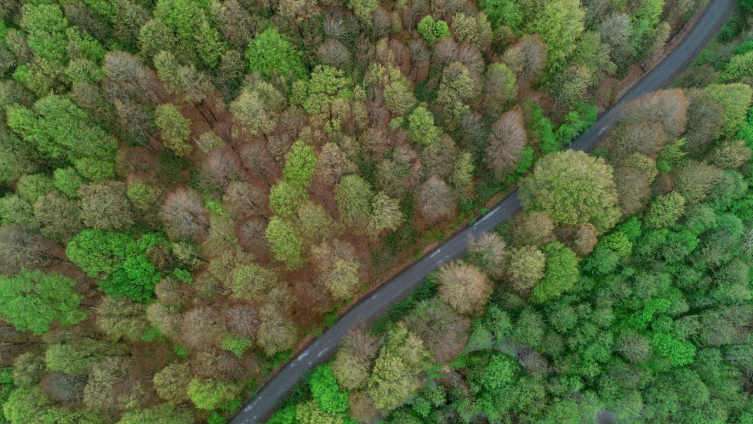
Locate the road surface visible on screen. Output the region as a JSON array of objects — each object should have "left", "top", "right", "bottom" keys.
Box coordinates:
[{"left": 231, "top": 1, "right": 734, "bottom": 422}]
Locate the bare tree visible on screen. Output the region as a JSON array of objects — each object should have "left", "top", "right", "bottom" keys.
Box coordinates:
[
  {"left": 160, "top": 188, "right": 210, "bottom": 242},
  {"left": 486, "top": 110, "right": 527, "bottom": 178}
]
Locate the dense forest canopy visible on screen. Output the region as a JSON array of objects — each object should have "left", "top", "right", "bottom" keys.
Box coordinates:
[{"left": 0, "top": 0, "right": 747, "bottom": 423}]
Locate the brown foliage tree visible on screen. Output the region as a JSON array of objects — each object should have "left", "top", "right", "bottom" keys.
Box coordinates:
[
  {"left": 78, "top": 182, "right": 135, "bottom": 232},
  {"left": 510, "top": 211, "right": 554, "bottom": 247},
  {"left": 161, "top": 188, "right": 210, "bottom": 242},
  {"left": 467, "top": 233, "right": 507, "bottom": 280},
  {"left": 503, "top": 35, "right": 547, "bottom": 82},
  {"left": 436, "top": 261, "right": 492, "bottom": 316},
  {"left": 181, "top": 307, "right": 224, "bottom": 350},
  {"left": 404, "top": 299, "right": 471, "bottom": 363},
  {"left": 624, "top": 89, "right": 689, "bottom": 139},
  {"left": 614, "top": 166, "right": 653, "bottom": 216},
  {"left": 485, "top": 110, "right": 526, "bottom": 178},
  {"left": 225, "top": 304, "right": 259, "bottom": 339},
  {"left": 418, "top": 176, "right": 457, "bottom": 224}
]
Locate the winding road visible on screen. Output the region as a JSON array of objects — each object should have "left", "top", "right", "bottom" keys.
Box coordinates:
[{"left": 230, "top": 1, "right": 735, "bottom": 422}]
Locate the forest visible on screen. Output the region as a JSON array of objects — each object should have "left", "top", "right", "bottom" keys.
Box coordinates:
[
  {"left": 268, "top": 6, "right": 753, "bottom": 424},
  {"left": 0, "top": 0, "right": 749, "bottom": 423}
]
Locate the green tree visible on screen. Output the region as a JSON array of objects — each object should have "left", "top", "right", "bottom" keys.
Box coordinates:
[
  {"left": 417, "top": 16, "right": 450, "bottom": 45},
  {"left": 245, "top": 27, "right": 306, "bottom": 81},
  {"left": 701, "top": 83, "right": 752, "bottom": 138},
  {"left": 283, "top": 140, "right": 317, "bottom": 187},
  {"left": 117, "top": 404, "right": 193, "bottom": 424},
  {"left": 270, "top": 181, "right": 307, "bottom": 217},
  {"left": 480, "top": 0, "right": 523, "bottom": 30},
  {"left": 266, "top": 217, "right": 304, "bottom": 269},
  {"left": 0, "top": 270, "right": 86, "bottom": 335},
  {"left": 349, "top": 0, "right": 379, "bottom": 22},
  {"left": 529, "top": 0, "right": 585, "bottom": 76},
  {"left": 45, "top": 338, "right": 127, "bottom": 375},
  {"left": 369, "top": 192, "right": 403, "bottom": 234},
  {"left": 155, "top": 104, "right": 192, "bottom": 157},
  {"left": 506, "top": 245, "right": 546, "bottom": 294},
  {"left": 7, "top": 95, "right": 116, "bottom": 162},
  {"left": 187, "top": 378, "right": 240, "bottom": 411},
  {"left": 20, "top": 4, "right": 69, "bottom": 62},
  {"left": 520, "top": 150, "right": 620, "bottom": 232},
  {"left": 721, "top": 51, "right": 753, "bottom": 84},
  {"left": 153, "top": 363, "right": 191, "bottom": 404},
  {"left": 530, "top": 242, "right": 579, "bottom": 304},
  {"left": 645, "top": 192, "right": 686, "bottom": 229},
  {"left": 229, "top": 263, "right": 278, "bottom": 301},
  {"left": 310, "top": 365, "right": 349, "bottom": 413},
  {"left": 53, "top": 167, "right": 85, "bottom": 198},
  {"left": 408, "top": 106, "right": 441, "bottom": 147},
  {"left": 335, "top": 175, "right": 374, "bottom": 225}
]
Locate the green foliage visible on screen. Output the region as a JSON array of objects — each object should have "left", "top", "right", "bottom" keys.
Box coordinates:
[
  {"left": 650, "top": 332, "right": 696, "bottom": 366},
  {"left": 310, "top": 365, "right": 349, "bottom": 414},
  {"left": 266, "top": 217, "right": 304, "bottom": 269},
  {"left": 53, "top": 168, "right": 84, "bottom": 197},
  {"left": 0, "top": 270, "right": 85, "bottom": 335},
  {"left": 20, "top": 4, "right": 68, "bottom": 62},
  {"left": 721, "top": 51, "right": 753, "bottom": 83},
  {"left": 283, "top": 140, "right": 317, "bottom": 187},
  {"left": 530, "top": 242, "right": 579, "bottom": 304},
  {"left": 221, "top": 335, "right": 253, "bottom": 358},
  {"left": 155, "top": 104, "right": 192, "bottom": 157},
  {"left": 408, "top": 106, "right": 441, "bottom": 147},
  {"left": 530, "top": 104, "right": 558, "bottom": 154},
  {"left": 66, "top": 230, "right": 162, "bottom": 302},
  {"left": 7, "top": 95, "right": 116, "bottom": 162},
  {"left": 520, "top": 150, "right": 620, "bottom": 232},
  {"left": 530, "top": 0, "right": 584, "bottom": 76},
  {"left": 645, "top": 192, "right": 686, "bottom": 229},
  {"left": 270, "top": 181, "right": 307, "bottom": 217},
  {"left": 702, "top": 83, "right": 753, "bottom": 138},
  {"left": 187, "top": 378, "right": 241, "bottom": 411},
  {"left": 335, "top": 175, "right": 374, "bottom": 224},
  {"left": 480, "top": 0, "right": 522, "bottom": 30},
  {"left": 417, "top": 16, "right": 450, "bottom": 45},
  {"left": 246, "top": 27, "right": 306, "bottom": 81}
]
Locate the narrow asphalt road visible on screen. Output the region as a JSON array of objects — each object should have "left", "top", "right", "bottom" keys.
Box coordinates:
[{"left": 231, "top": 1, "right": 734, "bottom": 422}]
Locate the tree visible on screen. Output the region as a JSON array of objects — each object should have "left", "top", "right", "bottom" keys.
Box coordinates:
[
  {"left": 486, "top": 110, "right": 527, "bottom": 178},
  {"left": 310, "top": 365, "right": 349, "bottom": 414},
  {"left": 155, "top": 104, "right": 192, "bottom": 157},
  {"left": 33, "top": 191, "right": 83, "bottom": 243},
  {"left": 96, "top": 296, "right": 148, "bottom": 342},
  {"left": 19, "top": 4, "right": 69, "bottom": 62},
  {"left": 503, "top": 35, "right": 547, "bottom": 82},
  {"left": 369, "top": 192, "right": 403, "bottom": 235},
  {"left": 614, "top": 166, "right": 653, "bottom": 216},
  {"left": 408, "top": 106, "right": 441, "bottom": 147},
  {"left": 230, "top": 82, "right": 285, "bottom": 139},
  {"left": 153, "top": 363, "right": 191, "bottom": 405},
  {"left": 675, "top": 161, "right": 724, "bottom": 204},
  {"left": 187, "top": 378, "right": 240, "bottom": 411},
  {"left": 530, "top": 242, "right": 579, "bottom": 304},
  {"left": 419, "top": 176, "right": 457, "bottom": 224},
  {"left": 45, "top": 338, "right": 127, "bottom": 375},
  {"left": 0, "top": 269, "right": 86, "bottom": 335},
  {"left": 436, "top": 261, "right": 492, "bottom": 316},
  {"left": 624, "top": 89, "right": 689, "bottom": 139},
  {"left": 506, "top": 245, "right": 546, "bottom": 294},
  {"left": 246, "top": 27, "right": 306, "bottom": 81},
  {"left": 721, "top": 51, "right": 753, "bottom": 84},
  {"left": 481, "top": 0, "right": 523, "bottom": 30},
  {"left": 257, "top": 305, "right": 297, "bottom": 356},
  {"left": 266, "top": 217, "right": 304, "bottom": 269},
  {"left": 349, "top": 0, "right": 379, "bottom": 22},
  {"left": 511, "top": 211, "right": 555, "bottom": 247},
  {"left": 710, "top": 139, "right": 752, "bottom": 169},
  {"left": 417, "top": 16, "right": 450, "bottom": 45},
  {"left": 283, "top": 140, "right": 317, "bottom": 187},
  {"left": 368, "top": 324, "right": 431, "bottom": 412},
  {"left": 701, "top": 84, "right": 753, "bottom": 138},
  {"left": 229, "top": 263, "right": 278, "bottom": 301},
  {"left": 528, "top": 0, "right": 584, "bottom": 76},
  {"left": 269, "top": 180, "right": 307, "bottom": 218},
  {"left": 118, "top": 404, "right": 193, "bottom": 424},
  {"left": 7, "top": 95, "right": 117, "bottom": 162},
  {"left": 330, "top": 351, "right": 369, "bottom": 391},
  {"left": 520, "top": 150, "right": 620, "bottom": 232},
  {"left": 645, "top": 192, "right": 686, "bottom": 229},
  {"left": 78, "top": 182, "right": 134, "bottom": 232},
  {"left": 335, "top": 175, "right": 374, "bottom": 225},
  {"left": 160, "top": 188, "right": 209, "bottom": 242},
  {"left": 404, "top": 300, "right": 471, "bottom": 363},
  {"left": 482, "top": 63, "right": 517, "bottom": 118}
]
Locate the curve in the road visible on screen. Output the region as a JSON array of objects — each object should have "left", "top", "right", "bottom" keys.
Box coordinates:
[{"left": 231, "top": 1, "right": 734, "bottom": 422}]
